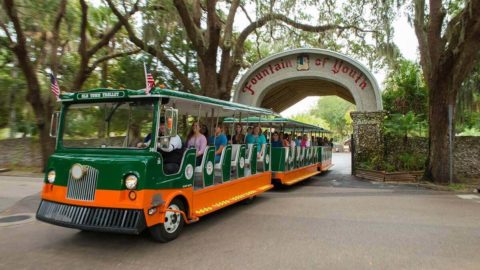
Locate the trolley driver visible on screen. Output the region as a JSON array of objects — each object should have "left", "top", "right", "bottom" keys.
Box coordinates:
[{"left": 138, "top": 119, "right": 183, "bottom": 174}]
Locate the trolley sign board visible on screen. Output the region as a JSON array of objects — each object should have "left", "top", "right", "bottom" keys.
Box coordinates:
[{"left": 75, "top": 91, "right": 126, "bottom": 100}]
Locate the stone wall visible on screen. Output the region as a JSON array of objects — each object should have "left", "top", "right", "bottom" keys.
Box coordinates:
[
  {"left": 351, "top": 111, "right": 386, "bottom": 172},
  {"left": 382, "top": 136, "right": 479, "bottom": 179},
  {"left": 383, "top": 136, "right": 428, "bottom": 171},
  {"left": 454, "top": 136, "right": 480, "bottom": 178},
  {"left": 350, "top": 109, "right": 479, "bottom": 180},
  {"left": 0, "top": 138, "right": 42, "bottom": 168}
]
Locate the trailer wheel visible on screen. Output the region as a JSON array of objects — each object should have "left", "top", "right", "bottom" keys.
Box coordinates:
[{"left": 149, "top": 198, "right": 185, "bottom": 242}]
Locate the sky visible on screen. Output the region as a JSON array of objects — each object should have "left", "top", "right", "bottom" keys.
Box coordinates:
[{"left": 280, "top": 14, "right": 419, "bottom": 117}]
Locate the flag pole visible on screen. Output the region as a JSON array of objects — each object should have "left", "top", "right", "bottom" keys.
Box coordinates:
[
  {"left": 50, "top": 73, "right": 61, "bottom": 101},
  {"left": 143, "top": 62, "right": 148, "bottom": 92}
]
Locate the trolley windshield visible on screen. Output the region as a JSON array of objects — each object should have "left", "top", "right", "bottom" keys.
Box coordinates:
[{"left": 62, "top": 101, "right": 155, "bottom": 149}]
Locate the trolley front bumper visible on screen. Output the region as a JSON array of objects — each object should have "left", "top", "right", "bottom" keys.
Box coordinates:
[{"left": 36, "top": 200, "right": 146, "bottom": 235}]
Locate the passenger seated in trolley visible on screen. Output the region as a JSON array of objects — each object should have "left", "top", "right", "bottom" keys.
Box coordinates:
[
  {"left": 231, "top": 123, "right": 245, "bottom": 144},
  {"left": 246, "top": 126, "right": 252, "bottom": 137},
  {"left": 187, "top": 122, "right": 207, "bottom": 166},
  {"left": 212, "top": 124, "right": 228, "bottom": 163},
  {"left": 289, "top": 134, "right": 296, "bottom": 148},
  {"left": 282, "top": 134, "right": 291, "bottom": 147},
  {"left": 200, "top": 124, "right": 209, "bottom": 139},
  {"left": 295, "top": 136, "right": 302, "bottom": 146},
  {"left": 317, "top": 137, "right": 324, "bottom": 146},
  {"left": 271, "top": 131, "right": 283, "bottom": 147},
  {"left": 223, "top": 123, "right": 232, "bottom": 143},
  {"left": 137, "top": 118, "right": 183, "bottom": 174},
  {"left": 301, "top": 134, "right": 310, "bottom": 147},
  {"left": 246, "top": 125, "right": 266, "bottom": 159}
]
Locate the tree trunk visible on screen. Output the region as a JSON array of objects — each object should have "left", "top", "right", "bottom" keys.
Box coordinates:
[
  {"left": 13, "top": 48, "right": 54, "bottom": 170},
  {"left": 101, "top": 61, "right": 108, "bottom": 88},
  {"left": 38, "top": 105, "right": 56, "bottom": 170},
  {"left": 72, "top": 63, "right": 89, "bottom": 91},
  {"left": 202, "top": 61, "right": 220, "bottom": 98},
  {"left": 426, "top": 80, "right": 454, "bottom": 183},
  {"left": 8, "top": 68, "right": 17, "bottom": 138}
]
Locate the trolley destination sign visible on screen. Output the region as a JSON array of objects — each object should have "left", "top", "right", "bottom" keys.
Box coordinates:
[{"left": 76, "top": 91, "right": 126, "bottom": 100}]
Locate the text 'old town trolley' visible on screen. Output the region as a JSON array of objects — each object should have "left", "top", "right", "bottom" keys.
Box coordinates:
[{"left": 36, "top": 87, "right": 333, "bottom": 242}]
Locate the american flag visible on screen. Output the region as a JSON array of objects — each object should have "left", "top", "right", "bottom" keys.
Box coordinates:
[
  {"left": 144, "top": 63, "right": 155, "bottom": 94},
  {"left": 50, "top": 73, "right": 60, "bottom": 100}
]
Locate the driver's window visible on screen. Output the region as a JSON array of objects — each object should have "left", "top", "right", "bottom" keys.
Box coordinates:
[{"left": 125, "top": 102, "right": 154, "bottom": 148}]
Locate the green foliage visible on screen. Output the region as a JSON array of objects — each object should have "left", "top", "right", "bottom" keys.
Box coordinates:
[
  {"left": 0, "top": 62, "right": 35, "bottom": 137},
  {"left": 291, "top": 113, "right": 329, "bottom": 129},
  {"left": 398, "top": 152, "right": 425, "bottom": 171},
  {"left": 383, "top": 111, "right": 428, "bottom": 172},
  {"left": 458, "top": 127, "right": 480, "bottom": 136},
  {"left": 310, "top": 96, "right": 355, "bottom": 141},
  {"left": 382, "top": 57, "right": 478, "bottom": 136},
  {"left": 384, "top": 112, "right": 428, "bottom": 138},
  {"left": 448, "top": 183, "right": 466, "bottom": 191},
  {"left": 291, "top": 96, "right": 354, "bottom": 142},
  {"left": 358, "top": 151, "right": 426, "bottom": 172},
  {"left": 382, "top": 59, "right": 428, "bottom": 117},
  {"left": 110, "top": 56, "right": 147, "bottom": 89},
  {"left": 456, "top": 61, "right": 480, "bottom": 133},
  {"left": 358, "top": 155, "right": 384, "bottom": 171}
]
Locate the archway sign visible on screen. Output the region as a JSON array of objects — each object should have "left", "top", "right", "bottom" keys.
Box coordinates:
[
  {"left": 233, "top": 48, "right": 385, "bottom": 175},
  {"left": 233, "top": 48, "right": 382, "bottom": 112}
]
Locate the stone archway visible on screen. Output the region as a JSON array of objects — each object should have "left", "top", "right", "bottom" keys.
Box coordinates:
[
  {"left": 233, "top": 48, "right": 382, "bottom": 112},
  {"left": 233, "top": 48, "right": 385, "bottom": 174}
]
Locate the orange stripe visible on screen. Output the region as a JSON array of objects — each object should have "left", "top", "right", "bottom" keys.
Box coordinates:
[
  {"left": 273, "top": 164, "right": 320, "bottom": 185},
  {"left": 192, "top": 172, "right": 273, "bottom": 216}
]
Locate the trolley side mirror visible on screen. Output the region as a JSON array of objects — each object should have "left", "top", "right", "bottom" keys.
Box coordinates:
[
  {"left": 50, "top": 111, "right": 60, "bottom": 138},
  {"left": 164, "top": 107, "right": 178, "bottom": 137}
]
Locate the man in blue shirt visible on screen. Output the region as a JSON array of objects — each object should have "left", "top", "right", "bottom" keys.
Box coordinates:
[{"left": 212, "top": 124, "right": 227, "bottom": 163}]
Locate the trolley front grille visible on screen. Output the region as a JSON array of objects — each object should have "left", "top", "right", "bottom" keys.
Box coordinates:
[
  {"left": 36, "top": 200, "right": 145, "bottom": 234},
  {"left": 66, "top": 165, "right": 98, "bottom": 201}
]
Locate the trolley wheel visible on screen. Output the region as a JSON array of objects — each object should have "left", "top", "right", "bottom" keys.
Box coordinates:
[
  {"left": 242, "top": 195, "right": 256, "bottom": 205},
  {"left": 149, "top": 198, "right": 185, "bottom": 243}
]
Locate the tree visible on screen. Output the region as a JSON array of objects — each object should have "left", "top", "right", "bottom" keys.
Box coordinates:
[
  {"left": 72, "top": 0, "right": 139, "bottom": 91},
  {"left": 311, "top": 96, "right": 355, "bottom": 141},
  {"left": 291, "top": 113, "right": 329, "bottom": 130},
  {"left": 456, "top": 60, "right": 480, "bottom": 133},
  {"left": 0, "top": 0, "right": 138, "bottom": 168},
  {"left": 382, "top": 59, "right": 428, "bottom": 117},
  {"left": 412, "top": 0, "right": 480, "bottom": 182},
  {"left": 107, "top": 0, "right": 395, "bottom": 100}
]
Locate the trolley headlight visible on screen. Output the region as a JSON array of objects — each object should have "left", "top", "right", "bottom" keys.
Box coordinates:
[
  {"left": 47, "top": 170, "right": 56, "bottom": 183},
  {"left": 71, "top": 163, "right": 85, "bottom": 180},
  {"left": 125, "top": 175, "right": 138, "bottom": 190}
]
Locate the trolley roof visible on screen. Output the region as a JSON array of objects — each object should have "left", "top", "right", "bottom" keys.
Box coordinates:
[
  {"left": 59, "top": 88, "right": 278, "bottom": 117},
  {"left": 223, "top": 117, "right": 330, "bottom": 133}
]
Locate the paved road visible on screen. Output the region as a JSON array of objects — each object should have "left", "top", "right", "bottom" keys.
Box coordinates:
[
  {"left": 0, "top": 174, "right": 43, "bottom": 213},
  {"left": 1, "top": 153, "right": 479, "bottom": 269}
]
